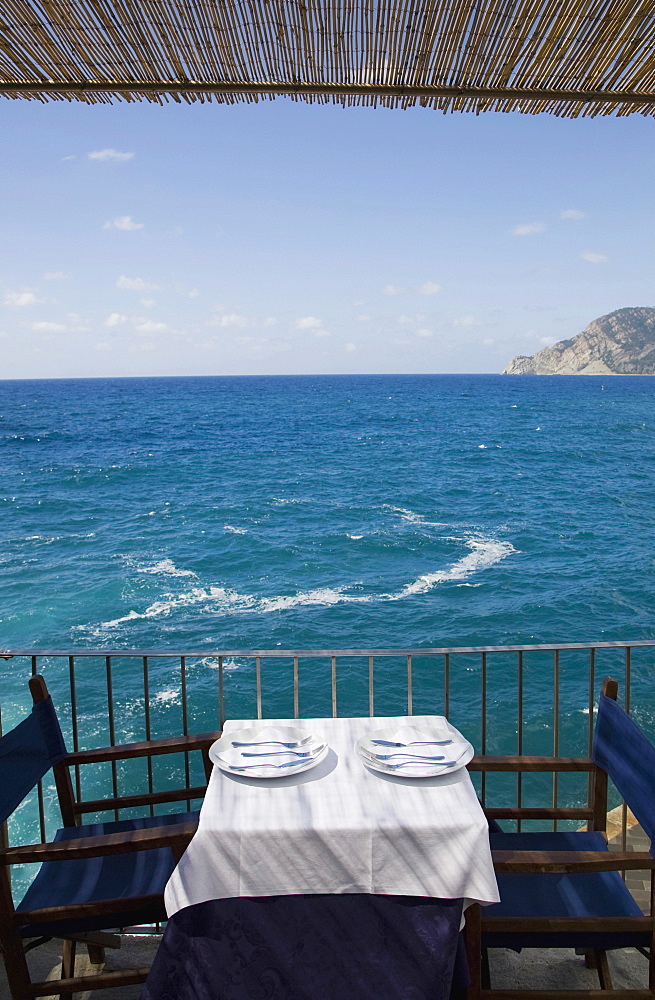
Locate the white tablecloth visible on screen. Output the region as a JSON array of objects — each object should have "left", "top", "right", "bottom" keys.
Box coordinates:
[{"left": 165, "top": 715, "right": 499, "bottom": 917}]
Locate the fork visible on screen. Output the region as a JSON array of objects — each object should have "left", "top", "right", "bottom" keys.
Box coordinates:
[
  {"left": 383, "top": 760, "right": 457, "bottom": 770},
  {"left": 370, "top": 740, "right": 453, "bottom": 747},
  {"left": 241, "top": 748, "right": 320, "bottom": 758},
  {"left": 229, "top": 760, "right": 302, "bottom": 771},
  {"left": 231, "top": 737, "right": 314, "bottom": 748},
  {"left": 368, "top": 752, "right": 446, "bottom": 761}
]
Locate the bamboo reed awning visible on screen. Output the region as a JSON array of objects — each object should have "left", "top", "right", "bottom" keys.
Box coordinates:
[{"left": 2, "top": 0, "right": 655, "bottom": 115}]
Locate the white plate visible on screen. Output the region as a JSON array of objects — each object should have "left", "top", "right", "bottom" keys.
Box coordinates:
[
  {"left": 355, "top": 723, "right": 474, "bottom": 777},
  {"left": 210, "top": 725, "right": 328, "bottom": 778}
]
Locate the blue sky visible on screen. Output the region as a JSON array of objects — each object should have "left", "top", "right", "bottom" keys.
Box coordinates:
[{"left": 0, "top": 98, "right": 653, "bottom": 377}]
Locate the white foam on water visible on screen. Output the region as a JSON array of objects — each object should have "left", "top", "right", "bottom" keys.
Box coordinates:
[
  {"left": 21, "top": 531, "right": 95, "bottom": 543},
  {"left": 224, "top": 525, "right": 247, "bottom": 534},
  {"left": 154, "top": 687, "right": 181, "bottom": 705},
  {"left": 389, "top": 537, "right": 516, "bottom": 599},
  {"left": 195, "top": 656, "right": 242, "bottom": 672},
  {"left": 83, "top": 586, "right": 258, "bottom": 630},
  {"left": 76, "top": 533, "right": 516, "bottom": 633},
  {"left": 136, "top": 559, "right": 197, "bottom": 578},
  {"left": 258, "top": 587, "right": 366, "bottom": 613},
  {"left": 478, "top": 444, "right": 487, "bottom": 449},
  {"left": 387, "top": 505, "right": 422, "bottom": 522},
  {"left": 385, "top": 505, "right": 445, "bottom": 528},
  {"left": 347, "top": 534, "right": 363, "bottom": 540}
]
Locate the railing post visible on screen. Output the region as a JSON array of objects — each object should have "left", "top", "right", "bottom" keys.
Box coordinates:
[
  {"left": 256, "top": 656, "right": 262, "bottom": 719},
  {"left": 368, "top": 656, "right": 374, "bottom": 717},
  {"left": 294, "top": 656, "right": 299, "bottom": 719},
  {"left": 143, "top": 656, "right": 154, "bottom": 816},
  {"left": 105, "top": 656, "right": 119, "bottom": 821}
]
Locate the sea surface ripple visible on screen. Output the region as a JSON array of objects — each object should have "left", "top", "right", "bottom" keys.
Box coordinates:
[{"left": 1, "top": 373, "right": 655, "bottom": 740}]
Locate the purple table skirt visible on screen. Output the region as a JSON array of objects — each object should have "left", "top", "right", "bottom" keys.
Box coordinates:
[{"left": 141, "top": 894, "right": 468, "bottom": 1000}]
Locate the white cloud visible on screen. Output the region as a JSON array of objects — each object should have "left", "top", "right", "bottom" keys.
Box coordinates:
[
  {"left": 356, "top": 314, "right": 372, "bottom": 322},
  {"left": 3, "top": 289, "right": 38, "bottom": 308},
  {"left": 345, "top": 342, "right": 357, "bottom": 352},
  {"left": 116, "top": 275, "right": 159, "bottom": 291},
  {"left": 44, "top": 271, "right": 70, "bottom": 280},
  {"left": 510, "top": 222, "right": 546, "bottom": 236},
  {"left": 212, "top": 313, "right": 249, "bottom": 328},
  {"left": 418, "top": 281, "right": 441, "bottom": 295},
  {"left": 103, "top": 215, "right": 144, "bottom": 231},
  {"left": 29, "top": 321, "right": 66, "bottom": 332},
  {"left": 482, "top": 337, "right": 495, "bottom": 345},
  {"left": 88, "top": 149, "right": 134, "bottom": 162},
  {"left": 128, "top": 342, "right": 156, "bottom": 353},
  {"left": 581, "top": 251, "right": 608, "bottom": 264},
  {"left": 140, "top": 298, "right": 156, "bottom": 309},
  {"left": 453, "top": 315, "right": 481, "bottom": 327},
  {"left": 60, "top": 154, "right": 76, "bottom": 161},
  {"left": 105, "top": 312, "right": 128, "bottom": 327},
  {"left": 134, "top": 319, "right": 168, "bottom": 334},
  {"left": 415, "top": 328, "right": 434, "bottom": 338},
  {"left": 313, "top": 329, "right": 331, "bottom": 337},
  {"left": 398, "top": 313, "right": 425, "bottom": 325},
  {"left": 263, "top": 317, "right": 278, "bottom": 327},
  {"left": 94, "top": 341, "right": 112, "bottom": 351},
  {"left": 187, "top": 289, "right": 200, "bottom": 299},
  {"left": 539, "top": 335, "right": 558, "bottom": 345},
  {"left": 383, "top": 284, "right": 403, "bottom": 296},
  {"left": 294, "top": 316, "right": 322, "bottom": 330},
  {"left": 560, "top": 209, "right": 585, "bottom": 220}
]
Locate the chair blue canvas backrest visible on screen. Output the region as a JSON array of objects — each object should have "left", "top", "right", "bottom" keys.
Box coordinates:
[
  {"left": 0, "top": 698, "right": 68, "bottom": 826},
  {"left": 592, "top": 692, "right": 655, "bottom": 853}
]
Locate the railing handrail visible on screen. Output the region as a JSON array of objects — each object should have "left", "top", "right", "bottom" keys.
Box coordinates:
[{"left": 2, "top": 640, "right": 655, "bottom": 657}]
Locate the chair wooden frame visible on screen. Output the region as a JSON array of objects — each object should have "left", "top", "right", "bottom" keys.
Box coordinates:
[
  {"left": 464, "top": 677, "right": 655, "bottom": 1000},
  {"left": 0, "top": 675, "right": 220, "bottom": 1000}
]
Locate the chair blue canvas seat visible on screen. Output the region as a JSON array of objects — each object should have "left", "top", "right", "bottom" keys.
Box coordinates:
[
  {"left": 0, "top": 674, "right": 217, "bottom": 999},
  {"left": 476, "top": 676, "right": 655, "bottom": 999},
  {"left": 16, "top": 811, "right": 199, "bottom": 937},
  {"left": 487, "top": 831, "right": 648, "bottom": 951}
]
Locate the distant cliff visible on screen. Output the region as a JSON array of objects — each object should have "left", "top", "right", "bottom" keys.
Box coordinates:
[{"left": 503, "top": 307, "right": 655, "bottom": 375}]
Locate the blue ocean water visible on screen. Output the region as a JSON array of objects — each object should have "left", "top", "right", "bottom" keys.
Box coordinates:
[
  {"left": 2, "top": 373, "right": 655, "bottom": 735},
  {"left": 2, "top": 373, "right": 655, "bottom": 863}
]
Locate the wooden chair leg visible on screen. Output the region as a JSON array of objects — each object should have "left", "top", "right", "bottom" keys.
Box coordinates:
[
  {"left": 0, "top": 870, "right": 32, "bottom": 1000},
  {"left": 594, "top": 949, "right": 613, "bottom": 990},
  {"left": 481, "top": 946, "right": 491, "bottom": 990},
  {"left": 465, "top": 904, "right": 482, "bottom": 1000},
  {"left": 60, "top": 939, "right": 76, "bottom": 1000},
  {"left": 86, "top": 943, "right": 105, "bottom": 965}
]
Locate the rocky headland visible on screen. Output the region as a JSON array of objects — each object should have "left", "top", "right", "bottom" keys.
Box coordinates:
[{"left": 503, "top": 307, "right": 655, "bottom": 375}]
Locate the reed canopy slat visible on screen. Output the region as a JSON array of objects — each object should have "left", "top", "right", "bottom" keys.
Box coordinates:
[{"left": 2, "top": 0, "right": 655, "bottom": 115}]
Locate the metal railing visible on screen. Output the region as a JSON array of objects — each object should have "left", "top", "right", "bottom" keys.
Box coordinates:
[{"left": 2, "top": 640, "right": 654, "bottom": 860}]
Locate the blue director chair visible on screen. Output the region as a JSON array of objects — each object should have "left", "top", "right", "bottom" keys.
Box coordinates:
[
  {"left": 0, "top": 675, "right": 217, "bottom": 1000},
  {"left": 474, "top": 676, "right": 655, "bottom": 998}
]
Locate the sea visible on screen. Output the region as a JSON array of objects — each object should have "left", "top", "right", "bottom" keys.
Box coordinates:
[{"left": 2, "top": 373, "right": 655, "bottom": 852}]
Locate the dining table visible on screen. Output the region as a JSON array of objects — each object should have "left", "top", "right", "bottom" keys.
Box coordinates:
[{"left": 141, "top": 714, "right": 499, "bottom": 1000}]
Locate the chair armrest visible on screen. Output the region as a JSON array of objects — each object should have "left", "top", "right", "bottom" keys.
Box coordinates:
[
  {"left": 469, "top": 755, "right": 594, "bottom": 772},
  {"left": 492, "top": 849, "right": 655, "bottom": 873},
  {"left": 0, "top": 820, "right": 198, "bottom": 865},
  {"left": 65, "top": 731, "right": 220, "bottom": 765}
]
